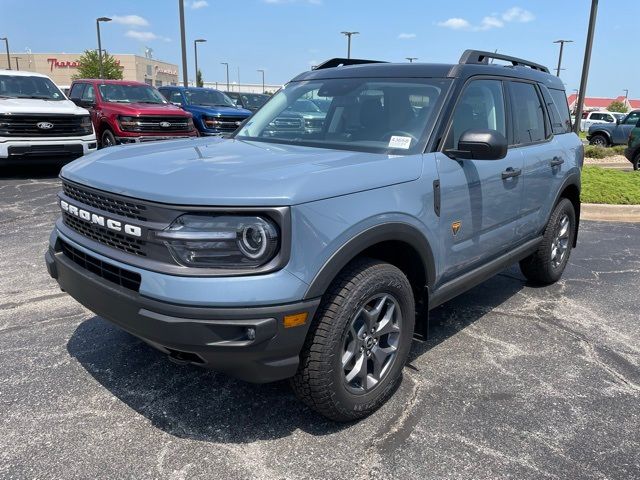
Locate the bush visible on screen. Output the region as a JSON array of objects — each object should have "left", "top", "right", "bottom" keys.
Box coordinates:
[{"left": 584, "top": 145, "right": 626, "bottom": 159}]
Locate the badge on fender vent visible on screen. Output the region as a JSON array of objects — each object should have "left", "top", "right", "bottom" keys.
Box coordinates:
[{"left": 451, "top": 221, "right": 462, "bottom": 236}]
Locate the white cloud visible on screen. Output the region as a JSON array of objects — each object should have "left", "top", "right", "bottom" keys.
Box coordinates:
[
  {"left": 398, "top": 33, "right": 416, "bottom": 40},
  {"left": 190, "top": 0, "right": 209, "bottom": 9},
  {"left": 438, "top": 7, "right": 534, "bottom": 32},
  {"left": 111, "top": 15, "right": 149, "bottom": 27},
  {"left": 263, "top": 0, "right": 322, "bottom": 4},
  {"left": 502, "top": 7, "right": 535, "bottom": 23},
  {"left": 125, "top": 30, "right": 169, "bottom": 42},
  {"left": 437, "top": 18, "right": 472, "bottom": 30}
]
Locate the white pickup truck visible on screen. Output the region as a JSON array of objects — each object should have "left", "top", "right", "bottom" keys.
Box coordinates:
[
  {"left": 579, "top": 110, "right": 625, "bottom": 132},
  {"left": 0, "top": 70, "right": 96, "bottom": 165}
]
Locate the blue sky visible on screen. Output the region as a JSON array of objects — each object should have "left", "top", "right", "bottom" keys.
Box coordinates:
[{"left": 1, "top": 0, "right": 637, "bottom": 97}]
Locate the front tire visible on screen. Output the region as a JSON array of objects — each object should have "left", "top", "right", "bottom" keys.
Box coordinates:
[
  {"left": 101, "top": 129, "right": 117, "bottom": 148},
  {"left": 291, "top": 258, "right": 415, "bottom": 422},
  {"left": 589, "top": 134, "right": 609, "bottom": 147},
  {"left": 519, "top": 198, "right": 576, "bottom": 285}
]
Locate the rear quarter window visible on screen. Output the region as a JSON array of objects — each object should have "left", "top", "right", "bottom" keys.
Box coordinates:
[{"left": 548, "top": 88, "right": 572, "bottom": 134}]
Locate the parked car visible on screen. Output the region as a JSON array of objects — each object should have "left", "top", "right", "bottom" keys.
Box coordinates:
[
  {"left": 624, "top": 118, "right": 640, "bottom": 170},
  {"left": 68, "top": 80, "right": 197, "bottom": 147},
  {"left": 159, "top": 86, "right": 251, "bottom": 136},
  {"left": 310, "top": 98, "right": 332, "bottom": 113},
  {"left": 45, "top": 50, "right": 582, "bottom": 421},
  {"left": 579, "top": 110, "right": 622, "bottom": 132},
  {"left": 285, "top": 99, "right": 326, "bottom": 133},
  {"left": 225, "top": 92, "right": 270, "bottom": 112},
  {"left": 587, "top": 109, "right": 640, "bottom": 147},
  {"left": 0, "top": 70, "right": 96, "bottom": 165}
]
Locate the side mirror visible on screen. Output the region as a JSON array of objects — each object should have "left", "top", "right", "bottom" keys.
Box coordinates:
[
  {"left": 171, "top": 101, "right": 182, "bottom": 107},
  {"left": 445, "top": 129, "right": 508, "bottom": 160}
]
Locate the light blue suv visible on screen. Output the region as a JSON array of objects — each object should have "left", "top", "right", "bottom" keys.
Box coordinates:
[{"left": 45, "top": 51, "right": 583, "bottom": 421}]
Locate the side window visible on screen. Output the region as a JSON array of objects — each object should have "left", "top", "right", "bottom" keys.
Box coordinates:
[
  {"left": 604, "top": 114, "right": 615, "bottom": 123},
  {"left": 169, "top": 91, "right": 183, "bottom": 104},
  {"left": 81, "top": 84, "right": 95, "bottom": 102},
  {"left": 510, "top": 82, "right": 547, "bottom": 144},
  {"left": 625, "top": 112, "right": 640, "bottom": 125},
  {"left": 69, "top": 83, "right": 85, "bottom": 100},
  {"left": 545, "top": 87, "right": 572, "bottom": 134},
  {"left": 590, "top": 113, "right": 603, "bottom": 121},
  {"left": 446, "top": 79, "right": 506, "bottom": 149}
]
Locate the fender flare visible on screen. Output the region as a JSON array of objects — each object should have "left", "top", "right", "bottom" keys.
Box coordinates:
[
  {"left": 547, "top": 171, "right": 581, "bottom": 246},
  {"left": 303, "top": 222, "right": 436, "bottom": 300},
  {"left": 589, "top": 129, "right": 612, "bottom": 143}
]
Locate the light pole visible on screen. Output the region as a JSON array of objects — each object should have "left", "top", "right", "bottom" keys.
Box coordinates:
[
  {"left": 623, "top": 89, "right": 629, "bottom": 99},
  {"left": 340, "top": 31, "right": 359, "bottom": 59},
  {"left": 553, "top": 39, "right": 573, "bottom": 77},
  {"left": 1, "top": 37, "right": 11, "bottom": 70},
  {"left": 406, "top": 57, "right": 418, "bottom": 63},
  {"left": 193, "top": 38, "right": 206, "bottom": 86},
  {"left": 96, "top": 17, "right": 111, "bottom": 79},
  {"left": 178, "top": 0, "right": 188, "bottom": 87},
  {"left": 12, "top": 56, "right": 19, "bottom": 70},
  {"left": 237, "top": 66, "right": 240, "bottom": 92},
  {"left": 574, "top": 0, "right": 599, "bottom": 134},
  {"left": 221, "top": 62, "right": 229, "bottom": 91},
  {"left": 257, "top": 69, "right": 265, "bottom": 93}
]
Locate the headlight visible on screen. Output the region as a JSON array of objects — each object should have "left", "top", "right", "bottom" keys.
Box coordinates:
[
  {"left": 118, "top": 116, "right": 138, "bottom": 131},
  {"left": 80, "top": 115, "right": 93, "bottom": 134},
  {"left": 156, "top": 214, "right": 279, "bottom": 268},
  {"left": 187, "top": 117, "right": 195, "bottom": 130}
]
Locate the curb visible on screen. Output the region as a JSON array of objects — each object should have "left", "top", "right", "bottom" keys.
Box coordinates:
[{"left": 581, "top": 203, "right": 640, "bottom": 223}]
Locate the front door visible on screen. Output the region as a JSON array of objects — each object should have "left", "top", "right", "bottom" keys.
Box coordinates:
[{"left": 436, "top": 78, "right": 523, "bottom": 283}]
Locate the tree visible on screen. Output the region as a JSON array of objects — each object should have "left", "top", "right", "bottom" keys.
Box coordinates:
[
  {"left": 196, "top": 69, "right": 203, "bottom": 87},
  {"left": 72, "top": 50, "right": 123, "bottom": 80},
  {"left": 607, "top": 100, "right": 628, "bottom": 113}
]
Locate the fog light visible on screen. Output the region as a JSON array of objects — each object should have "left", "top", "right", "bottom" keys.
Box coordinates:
[
  {"left": 284, "top": 312, "right": 308, "bottom": 328},
  {"left": 246, "top": 327, "right": 256, "bottom": 340}
]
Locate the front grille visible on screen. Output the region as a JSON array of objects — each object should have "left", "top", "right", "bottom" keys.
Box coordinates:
[
  {"left": 0, "top": 114, "right": 91, "bottom": 137},
  {"left": 205, "top": 116, "right": 246, "bottom": 132},
  {"left": 63, "top": 213, "right": 147, "bottom": 257},
  {"left": 62, "top": 181, "right": 147, "bottom": 221},
  {"left": 272, "top": 117, "right": 303, "bottom": 130},
  {"left": 121, "top": 116, "right": 191, "bottom": 133},
  {"left": 60, "top": 240, "right": 141, "bottom": 292}
]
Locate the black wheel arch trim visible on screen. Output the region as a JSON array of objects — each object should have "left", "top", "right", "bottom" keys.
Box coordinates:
[
  {"left": 548, "top": 172, "right": 581, "bottom": 247},
  {"left": 303, "top": 222, "right": 436, "bottom": 300},
  {"left": 589, "top": 130, "right": 611, "bottom": 142}
]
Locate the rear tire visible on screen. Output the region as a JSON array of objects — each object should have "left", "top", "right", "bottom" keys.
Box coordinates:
[
  {"left": 291, "top": 258, "right": 415, "bottom": 422},
  {"left": 519, "top": 198, "right": 576, "bottom": 285},
  {"left": 101, "top": 129, "right": 117, "bottom": 148},
  {"left": 589, "top": 134, "right": 609, "bottom": 147}
]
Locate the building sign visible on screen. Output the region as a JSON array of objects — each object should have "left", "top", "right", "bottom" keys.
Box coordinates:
[
  {"left": 156, "top": 67, "right": 178, "bottom": 76},
  {"left": 46, "top": 57, "right": 121, "bottom": 71}
]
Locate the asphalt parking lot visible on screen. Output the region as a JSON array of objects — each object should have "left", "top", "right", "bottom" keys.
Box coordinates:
[{"left": 1, "top": 165, "right": 639, "bottom": 480}]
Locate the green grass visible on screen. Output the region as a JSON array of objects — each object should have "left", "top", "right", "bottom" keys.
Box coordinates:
[
  {"left": 584, "top": 145, "right": 627, "bottom": 159},
  {"left": 581, "top": 166, "right": 640, "bottom": 204}
]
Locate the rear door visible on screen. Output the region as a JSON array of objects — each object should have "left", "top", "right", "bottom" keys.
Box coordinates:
[
  {"left": 436, "top": 78, "right": 523, "bottom": 282},
  {"left": 615, "top": 111, "right": 640, "bottom": 144},
  {"left": 509, "top": 81, "right": 564, "bottom": 239}
]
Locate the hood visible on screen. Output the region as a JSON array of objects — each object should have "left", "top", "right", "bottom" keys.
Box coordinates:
[
  {"left": 61, "top": 138, "right": 422, "bottom": 206},
  {"left": 186, "top": 104, "right": 252, "bottom": 117},
  {"left": 0, "top": 98, "right": 88, "bottom": 115},
  {"left": 104, "top": 102, "right": 190, "bottom": 116}
]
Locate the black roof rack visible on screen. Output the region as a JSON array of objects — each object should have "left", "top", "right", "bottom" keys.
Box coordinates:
[
  {"left": 313, "top": 58, "right": 387, "bottom": 70},
  {"left": 459, "top": 50, "right": 550, "bottom": 74}
]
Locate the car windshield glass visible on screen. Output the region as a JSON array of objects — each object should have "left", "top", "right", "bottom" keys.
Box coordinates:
[
  {"left": 240, "top": 94, "right": 268, "bottom": 108},
  {"left": 0, "top": 74, "right": 65, "bottom": 100},
  {"left": 184, "top": 89, "right": 235, "bottom": 107},
  {"left": 235, "top": 77, "right": 451, "bottom": 154},
  {"left": 99, "top": 84, "right": 167, "bottom": 104}
]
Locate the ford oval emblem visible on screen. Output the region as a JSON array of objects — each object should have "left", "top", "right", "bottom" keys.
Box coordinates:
[
  {"left": 159, "top": 121, "right": 171, "bottom": 128},
  {"left": 37, "top": 122, "right": 54, "bottom": 129}
]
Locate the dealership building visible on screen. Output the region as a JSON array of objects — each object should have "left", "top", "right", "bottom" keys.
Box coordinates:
[{"left": 0, "top": 52, "right": 180, "bottom": 88}]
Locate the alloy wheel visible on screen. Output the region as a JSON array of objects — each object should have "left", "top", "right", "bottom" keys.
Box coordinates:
[{"left": 551, "top": 214, "right": 570, "bottom": 269}]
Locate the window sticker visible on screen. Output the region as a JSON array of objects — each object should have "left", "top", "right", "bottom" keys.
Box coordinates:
[{"left": 388, "top": 135, "right": 412, "bottom": 149}]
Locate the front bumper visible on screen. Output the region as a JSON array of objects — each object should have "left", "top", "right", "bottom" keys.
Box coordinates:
[
  {"left": 0, "top": 136, "right": 97, "bottom": 162},
  {"left": 116, "top": 133, "right": 197, "bottom": 144},
  {"left": 45, "top": 238, "right": 319, "bottom": 383}
]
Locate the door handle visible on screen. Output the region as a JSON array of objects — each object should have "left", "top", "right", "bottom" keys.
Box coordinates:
[
  {"left": 550, "top": 157, "right": 565, "bottom": 167},
  {"left": 501, "top": 167, "right": 522, "bottom": 179}
]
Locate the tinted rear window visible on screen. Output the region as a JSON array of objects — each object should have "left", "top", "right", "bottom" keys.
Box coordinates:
[{"left": 548, "top": 88, "right": 572, "bottom": 133}]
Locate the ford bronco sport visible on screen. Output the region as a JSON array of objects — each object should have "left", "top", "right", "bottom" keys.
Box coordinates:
[{"left": 45, "top": 51, "right": 582, "bottom": 421}]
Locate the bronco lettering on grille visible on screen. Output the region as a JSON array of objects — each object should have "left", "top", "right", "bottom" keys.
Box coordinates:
[{"left": 59, "top": 199, "right": 142, "bottom": 237}]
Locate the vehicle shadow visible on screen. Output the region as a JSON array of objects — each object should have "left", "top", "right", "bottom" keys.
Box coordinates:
[
  {"left": 1, "top": 162, "right": 64, "bottom": 179},
  {"left": 67, "top": 265, "right": 529, "bottom": 442}
]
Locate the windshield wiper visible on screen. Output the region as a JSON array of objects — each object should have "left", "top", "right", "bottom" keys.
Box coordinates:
[{"left": 20, "top": 95, "right": 59, "bottom": 100}]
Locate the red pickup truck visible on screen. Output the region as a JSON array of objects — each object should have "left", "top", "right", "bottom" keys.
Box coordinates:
[{"left": 68, "top": 79, "right": 197, "bottom": 147}]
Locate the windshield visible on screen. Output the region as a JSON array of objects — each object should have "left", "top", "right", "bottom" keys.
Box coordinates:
[
  {"left": 98, "top": 84, "right": 167, "bottom": 104},
  {"left": 0, "top": 74, "right": 65, "bottom": 100},
  {"left": 240, "top": 94, "right": 268, "bottom": 109},
  {"left": 235, "top": 77, "right": 451, "bottom": 154},
  {"left": 184, "top": 88, "right": 236, "bottom": 107}
]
